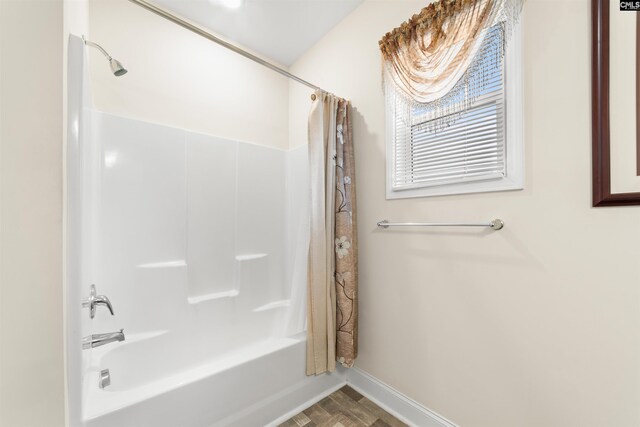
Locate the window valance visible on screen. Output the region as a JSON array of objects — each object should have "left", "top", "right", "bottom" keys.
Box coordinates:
[{"left": 379, "top": 0, "right": 525, "bottom": 128}]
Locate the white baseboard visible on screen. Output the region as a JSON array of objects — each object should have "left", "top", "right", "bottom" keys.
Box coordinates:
[
  {"left": 262, "top": 366, "right": 457, "bottom": 427},
  {"left": 346, "top": 368, "right": 458, "bottom": 427}
]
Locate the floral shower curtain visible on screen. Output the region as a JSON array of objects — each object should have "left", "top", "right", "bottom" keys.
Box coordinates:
[{"left": 306, "top": 90, "right": 358, "bottom": 376}]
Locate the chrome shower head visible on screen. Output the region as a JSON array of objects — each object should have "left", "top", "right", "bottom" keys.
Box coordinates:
[
  {"left": 83, "top": 36, "right": 128, "bottom": 77},
  {"left": 109, "top": 58, "right": 128, "bottom": 76}
]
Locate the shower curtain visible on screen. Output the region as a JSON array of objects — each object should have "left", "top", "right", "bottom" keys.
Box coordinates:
[{"left": 306, "top": 90, "right": 358, "bottom": 376}]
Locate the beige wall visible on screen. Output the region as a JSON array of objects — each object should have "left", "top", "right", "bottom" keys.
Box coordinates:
[
  {"left": 290, "top": 1, "right": 640, "bottom": 426},
  {"left": 0, "top": 1, "right": 66, "bottom": 426},
  {"left": 87, "top": 0, "right": 291, "bottom": 149}
]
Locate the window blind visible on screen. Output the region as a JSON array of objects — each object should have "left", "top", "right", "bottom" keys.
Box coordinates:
[{"left": 392, "top": 25, "right": 506, "bottom": 191}]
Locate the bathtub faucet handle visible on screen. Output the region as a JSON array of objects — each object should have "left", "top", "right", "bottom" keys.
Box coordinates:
[{"left": 82, "top": 284, "right": 115, "bottom": 319}]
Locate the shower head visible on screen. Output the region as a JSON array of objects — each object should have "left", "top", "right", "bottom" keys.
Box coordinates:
[
  {"left": 109, "top": 58, "right": 128, "bottom": 77},
  {"left": 82, "top": 36, "right": 128, "bottom": 77}
]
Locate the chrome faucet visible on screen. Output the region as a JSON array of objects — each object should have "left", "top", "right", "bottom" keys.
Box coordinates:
[
  {"left": 82, "top": 284, "right": 114, "bottom": 319},
  {"left": 82, "top": 329, "right": 125, "bottom": 350}
]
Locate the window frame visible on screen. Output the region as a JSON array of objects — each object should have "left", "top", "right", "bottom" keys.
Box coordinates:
[{"left": 385, "top": 19, "right": 524, "bottom": 200}]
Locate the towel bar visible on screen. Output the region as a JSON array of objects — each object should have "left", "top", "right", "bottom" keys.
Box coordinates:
[{"left": 377, "top": 219, "right": 504, "bottom": 230}]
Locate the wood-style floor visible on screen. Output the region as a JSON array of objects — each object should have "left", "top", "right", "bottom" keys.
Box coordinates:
[{"left": 278, "top": 386, "right": 408, "bottom": 427}]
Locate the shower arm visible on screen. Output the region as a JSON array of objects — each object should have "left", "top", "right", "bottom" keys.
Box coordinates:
[{"left": 82, "top": 36, "right": 113, "bottom": 61}]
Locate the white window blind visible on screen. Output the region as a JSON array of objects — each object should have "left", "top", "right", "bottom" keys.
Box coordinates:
[{"left": 391, "top": 25, "right": 506, "bottom": 191}]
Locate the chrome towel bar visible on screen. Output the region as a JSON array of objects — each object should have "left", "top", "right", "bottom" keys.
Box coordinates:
[{"left": 377, "top": 219, "right": 504, "bottom": 230}]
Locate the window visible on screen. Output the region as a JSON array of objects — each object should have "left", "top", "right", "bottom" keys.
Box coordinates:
[{"left": 386, "top": 22, "right": 524, "bottom": 199}]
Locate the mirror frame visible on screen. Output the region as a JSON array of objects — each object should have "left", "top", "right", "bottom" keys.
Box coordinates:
[{"left": 592, "top": 0, "right": 640, "bottom": 206}]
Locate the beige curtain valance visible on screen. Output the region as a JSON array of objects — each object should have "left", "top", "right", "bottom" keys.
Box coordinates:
[{"left": 379, "top": 0, "right": 525, "bottom": 115}]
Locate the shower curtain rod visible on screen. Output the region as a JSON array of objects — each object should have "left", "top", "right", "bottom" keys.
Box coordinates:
[{"left": 127, "top": 0, "right": 326, "bottom": 94}]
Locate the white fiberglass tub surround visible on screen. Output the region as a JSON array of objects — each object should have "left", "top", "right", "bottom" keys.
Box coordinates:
[{"left": 75, "top": 109, "right": 340, "bottom": 426}]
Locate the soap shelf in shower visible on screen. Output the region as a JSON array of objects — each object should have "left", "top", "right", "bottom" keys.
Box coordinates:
[{"left": 188, "top": 290, "right": 239, "bottom": 305}]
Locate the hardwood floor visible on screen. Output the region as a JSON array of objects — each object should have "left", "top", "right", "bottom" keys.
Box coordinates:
[{"left": 278, "top": 386, "right": 408, "bottom": 427}]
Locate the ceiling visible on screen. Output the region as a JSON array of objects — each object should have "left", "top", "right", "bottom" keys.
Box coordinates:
[{"left": 153, "top": 0, "right": 363, "bottom": 66}]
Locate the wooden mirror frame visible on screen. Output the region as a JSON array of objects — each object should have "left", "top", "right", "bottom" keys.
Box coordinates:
[{"left": 592, "top": 0, "right": 640, "bottom": 206}]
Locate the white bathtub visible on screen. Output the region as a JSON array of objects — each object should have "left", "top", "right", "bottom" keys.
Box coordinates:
[{"left": 84, "top": 333, "right": 345, "bottom": 427}]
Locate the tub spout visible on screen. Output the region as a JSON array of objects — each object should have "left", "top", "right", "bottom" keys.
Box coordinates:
[{"left": 83, "top": 329, "right": 125, "bottom": 350}]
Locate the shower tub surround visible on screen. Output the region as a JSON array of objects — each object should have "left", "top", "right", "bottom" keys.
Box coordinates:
[
  {"left": 63, "top": 42, "right": 350, "bottom": 422},
  {"left": 66, "top": 34, "right": 345, "bottom": 427},
  {"left": 73, "top": 109, "right": 346, "bottom": 426}
]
